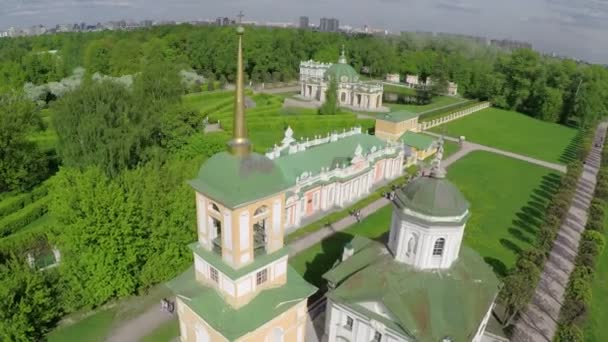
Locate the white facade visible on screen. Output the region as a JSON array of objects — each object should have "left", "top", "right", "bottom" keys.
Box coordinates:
[
  {"left": 385, "top": 73, "right": 400, "bottom": 83},
  {"left": 299, "top": 55, "right": 385, "bottom": 112},
  {"left": 387, "top": 209, "right": 467, "bottom": 269}
]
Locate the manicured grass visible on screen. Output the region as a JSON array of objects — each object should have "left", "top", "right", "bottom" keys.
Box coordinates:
[
  {"left": 47, "top": 308, "right": 117, "bottom": 342},
  {"left": 443, "top": 140, "right": 460, "bottom": 159},
  {"left": 141, "top": 318, "right": 179, "bottom": 342},
  {"left": 583, "top": 204, "right": 608, "bottom": 341},
  {"left": 448, "top": 152, "right": 560, "bottom": 275},
  {"left": 290, "top": 151, "right": 560, "bottom": 289},
  {"left": 429, "top": 107, "right": 579, "bottom": 165},
  {"left": 383, "top": 84, "right": 417, "bottom": 96}
]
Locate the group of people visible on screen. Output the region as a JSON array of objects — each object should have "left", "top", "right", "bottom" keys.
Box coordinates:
[{"left": 160, "top": 298, "right": 175, "bottom": 314}]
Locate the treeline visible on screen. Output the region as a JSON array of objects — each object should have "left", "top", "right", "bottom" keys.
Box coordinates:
[{"left": 1, "top": 25, "right": 607, "bottom": 126}]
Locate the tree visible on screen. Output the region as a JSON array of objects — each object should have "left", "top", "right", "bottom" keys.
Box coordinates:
[
  {"left": 84, "top": 39, "right": 113, "bottom": 75},
  {"left": 0, "top": 93, "right": 48, "bottom": 192},
  {"left": 500, "top": 259, "right": 540, "bottom": 326},
  {"left": 0, "top": 257, "right": 59, "bottom": 341},
  {"left": 319, "top": 77, "right": 339, "bottom": 115}
]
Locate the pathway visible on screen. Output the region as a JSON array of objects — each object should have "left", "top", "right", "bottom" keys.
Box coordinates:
[
  {"left": 106, "top": 305, "right": 174, "bottom": 342},
  {"left": 425, "top": 132, "right": 567, "bottom": 173},
  {"left": 511, "top": 121, "right": 607, "bottom": 342}
]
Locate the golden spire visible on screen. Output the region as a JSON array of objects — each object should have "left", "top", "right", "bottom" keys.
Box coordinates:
[{"left": 228, "top": 25, "right": 251, "bottom": 156}]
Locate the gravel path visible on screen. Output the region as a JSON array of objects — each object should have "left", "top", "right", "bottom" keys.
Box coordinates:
[{"left": 511, "top": 121, "right": 607, "bottom": 342}]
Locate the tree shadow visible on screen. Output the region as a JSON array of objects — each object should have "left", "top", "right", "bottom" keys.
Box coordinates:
[
  {"left": 559, "top": 130, "right": 582, "bottom": 165},
  {"left": 484, "top": 257, "right": 508, "bottom": 277},
  {"left": 500, "top": 238, "right": 523, "bottom": 255}
]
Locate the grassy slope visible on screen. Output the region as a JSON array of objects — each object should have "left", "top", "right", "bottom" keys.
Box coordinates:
[
  {"left": 584, "top": 205, "right": 608, "bottom": 342},
  {"left": 290, "top": 151, "right": 560, "bottom": 288},
  {"left": 387, "top": 96, "right": 465, "bottom": 114},
  {"left": 47, "top": 308, "right": 117, "bottom": 342},
  {"left": 429, "top": 107, "right": 578, "bottom": 165}
]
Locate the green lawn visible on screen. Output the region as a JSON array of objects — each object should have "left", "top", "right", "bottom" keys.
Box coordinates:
[
  {"left": 429, "top": 107, "right": 579, "bottom": 165},
  {"left": 141, "top": 318, "right": 179, "bottom": 342},
  {"left": 47, "top": 308, "right": 117, "bottom": 342},
  {"left": 290, "top": 151, "right": 560, "bottom": 289},
  {"left": 584, "top": 204, "right": 608, "bottom": 341}
]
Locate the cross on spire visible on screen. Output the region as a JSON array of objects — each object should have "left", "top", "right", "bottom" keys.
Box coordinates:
[{"left": 237, "top": 10, "right": 245, "bottom": 24}]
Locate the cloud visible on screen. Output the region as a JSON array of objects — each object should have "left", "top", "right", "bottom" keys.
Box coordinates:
[{"left": 542, "top": 0, "right": 608, "bottom": 29}]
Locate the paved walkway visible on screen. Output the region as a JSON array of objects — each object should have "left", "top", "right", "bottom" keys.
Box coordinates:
[
  {"left": 106, "top": 305, "right": 175, "bottom": 342},
  {"left": 425, "top": 132, "right": 567, "bottom": 173},
  {"left": 511, "top": 121, "right": 607, "bottom": 342}
]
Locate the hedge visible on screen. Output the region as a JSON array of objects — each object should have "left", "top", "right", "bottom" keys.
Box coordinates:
[
  {"left": 499, "top": 125, "right": 596, "bottom": 332},
  {"left": 0, "top": 197, "right": 49, "bottom": 238},
  {"left": 554, "top": 124, "right": 608, "bottom": 341},
  {"left": 0, "top": 184, "right": 48, "bottom": 219}
]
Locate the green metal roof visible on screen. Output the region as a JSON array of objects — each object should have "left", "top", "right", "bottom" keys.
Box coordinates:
[
  {"left": 378, "top": 111, "right": 419, "bottom": 123},
  {"left": 325, "top": 63, "right": 359, "bottom": 82},
  {"left": 167, "top": 265, "right": 317, "bottom": 340},
  {"left": 274, "top": 134, "right": 388, "bottom": 185},
  {"left": 189, "top": 151, "right": 289, "bottom": 209},
  {"left": 323, "top": 237, "right": 499, "bottom": 342},
  {"left": 189, "top": 242, "right": 289, "bottom": 280},
  {"left": 401, "top": 131, "right": 436, "bottom": 150},
  {"left": 394, "top": 176, "right": 469, "bottom": 217}
]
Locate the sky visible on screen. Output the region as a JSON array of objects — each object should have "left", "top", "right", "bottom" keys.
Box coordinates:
[{"left": 1, "top": 0, "right": 607, "bottom": 64}]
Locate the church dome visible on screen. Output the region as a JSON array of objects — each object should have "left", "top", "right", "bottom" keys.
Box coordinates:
[
  {"left": 394, "top": 175, "right": 469, "bottom": 217},
  {"left": 189, "top": 151, "right": 289, "bottom": 208},
  {"left": 325, "top": 63, "right": 359, "bottom": 83}
]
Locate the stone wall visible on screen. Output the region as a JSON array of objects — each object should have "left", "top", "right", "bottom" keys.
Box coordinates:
[{"left": 417, "top": 102, "right": 491, "bottom": 131}]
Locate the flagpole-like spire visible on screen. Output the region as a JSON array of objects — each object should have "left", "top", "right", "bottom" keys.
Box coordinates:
[{"left": 229, "top": 25, "right": 251, "bottom": 156}]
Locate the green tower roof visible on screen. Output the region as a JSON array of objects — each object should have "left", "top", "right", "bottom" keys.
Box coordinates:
[
  {"left": 189, "top": 151, "right": 289, "bottom": 208},
  {"left": 394, "top": 176, "right": 469, "bottom": 217},
  {"left": 325, "top": 52, "right": 359, "bottom": 83}
]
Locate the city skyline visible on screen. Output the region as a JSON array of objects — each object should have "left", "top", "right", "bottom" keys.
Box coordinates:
[{"left": 2, "top": 0, "right": 607, "bottom": 64}]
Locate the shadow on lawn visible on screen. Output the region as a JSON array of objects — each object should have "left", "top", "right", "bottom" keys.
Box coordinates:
[
  {"left": 302, "top": 232, "right": 355, "bottom": 296},
  {"left": 492, "top": 172, "right": 561, "bottom": 277},
  {"left": 559, "top": 130, "right": 582, "bottom": 165}
]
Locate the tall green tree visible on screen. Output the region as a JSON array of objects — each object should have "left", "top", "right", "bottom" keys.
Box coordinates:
[
  {"left": 0, "top": 93, "right": 48, "bottom": 192},
  {"left": 319, "top": 77, "right": 340, "bottom": 115},
  {"left": 0, "top": 257, "right": 59, "bottom": 341}
]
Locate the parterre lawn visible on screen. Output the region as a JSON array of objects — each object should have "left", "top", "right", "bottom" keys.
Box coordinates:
[
  {"left": 429, "top": 107, "right": 579, "bottom": 165},
  {"left": 583, "top": 203, "right": 608, "bottom": 341},
  {"left": 47, "top": 308, "right": 117, "bottom": 342},
  {"left": 387, "top": 96, "right": 465, "bottom": 114},
  {"left": 289, "top": 151, "right": 561, "bottom": 288}
]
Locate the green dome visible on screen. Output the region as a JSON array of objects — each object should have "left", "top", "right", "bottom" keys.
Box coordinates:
[
  {"left": 189, "top": 152, "right": 289, "bottom": 208},
  {"left": 325, "top": 63, "right": 359, "bottom": 83},
  {"left": 394, "top": 176, "right": 469, "bottom": 217}
]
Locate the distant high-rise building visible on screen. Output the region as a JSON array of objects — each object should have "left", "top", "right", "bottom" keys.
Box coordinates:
[
  {"left": 319, "top": 17, "right": 339, "bottom": 32},
  {"left": 490, "top": 39, "right": 532, "bottom": 51},
  {"left": 299, "top": 16, "right": 309, "bottom": 29}
]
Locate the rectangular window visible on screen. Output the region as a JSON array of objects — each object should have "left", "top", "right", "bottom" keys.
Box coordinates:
[
  {"left": 372, "top": 331, "right": 382, "bottom": 342},
  {"left": 210, "top": 267, "right": 219, "bottom": 283},
  {"left": 345, "top": 316, "right": 354, "bottom": 331},
  {"left": 256, "top": 268, "right": 268, "bottom": 285}
]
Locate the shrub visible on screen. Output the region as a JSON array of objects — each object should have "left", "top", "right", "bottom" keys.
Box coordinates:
[
  {"left": 586, "top": 218, "right": 604, "bottom": 232},
  {"left": 555, "top": 323, "right": 583, "bottom": 342},
  {"left": 0, "top": 185, "right": 48, "bottom": 219}
]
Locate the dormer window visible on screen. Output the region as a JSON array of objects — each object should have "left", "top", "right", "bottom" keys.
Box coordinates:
[{"left": 210, "top": 202, "right": 220, "bottom": 213}]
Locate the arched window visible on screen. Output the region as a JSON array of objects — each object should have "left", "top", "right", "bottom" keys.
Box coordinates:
[
  {"left": 433, "top": 238, "right": 445, "bottom": 256},
  {"left": 407, "top": 235, "right": 417, "bottom": 256},
  {"left": 340, "top": 92, "right": 346, "bottom": 103}
]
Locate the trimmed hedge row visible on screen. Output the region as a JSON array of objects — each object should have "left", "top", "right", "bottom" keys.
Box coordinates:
[
  {"left": 499, "top": 125, "right": 596, "bottom": 329},
  {"left": 0, "top": 185, "right": 48, "bottom": 220},
  {"left": 0, "top": 196, "right": 49, "bottom": 238},
  {"left": 555, "top": 137, "right": 608, "bottom": 342}
]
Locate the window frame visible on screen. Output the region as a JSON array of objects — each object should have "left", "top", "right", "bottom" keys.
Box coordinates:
[
  {"left": 256, "top": 268, "right": 268, "bottom": 285},
  {"left": 210, "top": 266, "right": 219, "bottom": 283},
  {"left": 433, "top": 238, "right": 446, "bottom": 256},
  {"left": 345, "top": 316, "right": 354, "bottom": 331}
]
